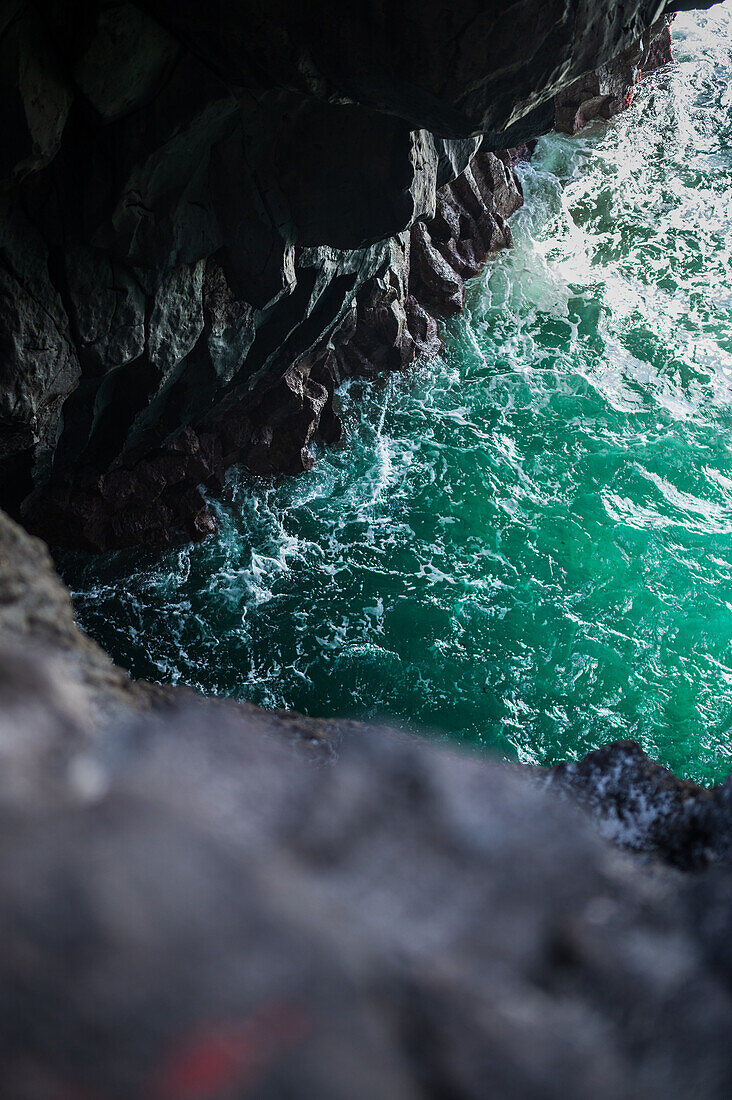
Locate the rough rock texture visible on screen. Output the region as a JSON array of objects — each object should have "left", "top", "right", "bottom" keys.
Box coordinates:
[
  {"left": 547, "top": 740, "right": 732, "bottom": 870},
  {"left": 408, "top": 147, "right": 526, "bottom": 316},
  {"left": 0, "top": 507, "right": 153, "bottom": 718},
  {"left": 13, "top": 141, "right": 528, "bottom": 550},
  {"left": 2, "top": 642, "right": 732, "bottom": 1100},
  {"left": 555, "top": 14, "right": 675, "bottom": 133},
  {"left": 0, "top": 1, "right": 709, "bottom": 550}
]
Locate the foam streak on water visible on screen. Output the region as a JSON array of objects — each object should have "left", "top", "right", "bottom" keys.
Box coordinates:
[{"left": 63, "top": 5, "right": 732, "bottom": 783}]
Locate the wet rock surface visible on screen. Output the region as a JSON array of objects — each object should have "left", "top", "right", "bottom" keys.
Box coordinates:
[
  {"left": 555, "top": 15, "right": 675, "bottom": 134},
  {"left": 0, "top": 1, "right": 704, "bottom": 550},
  {"left": 547, "top": 740, "right": 732, "bottom": 870}
]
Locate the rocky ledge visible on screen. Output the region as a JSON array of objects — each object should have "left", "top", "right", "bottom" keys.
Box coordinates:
[
  {"left": 1, "top": 505, "right": 732, "bottom": 1098},
  {"left": 1, "top": 2, "right": 684, "bottom": 550}
]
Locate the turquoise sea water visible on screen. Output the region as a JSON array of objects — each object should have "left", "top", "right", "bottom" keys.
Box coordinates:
[{"left": 62, "top": 5, "right": 732, "bottom": 784}]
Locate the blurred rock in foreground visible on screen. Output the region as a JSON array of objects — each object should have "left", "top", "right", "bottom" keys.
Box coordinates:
[{"left": 1, "top": 499, "right": 732, "bottom": 1098}]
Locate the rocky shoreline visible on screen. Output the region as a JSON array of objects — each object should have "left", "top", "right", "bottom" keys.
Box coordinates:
[{"left": 1, "top": 3, "right": 677, "bottom": 551}]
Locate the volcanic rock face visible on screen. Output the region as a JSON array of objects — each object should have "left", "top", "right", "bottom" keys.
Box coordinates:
[{"left": 0, "top": 1, "right": 702, "bottom": 550}]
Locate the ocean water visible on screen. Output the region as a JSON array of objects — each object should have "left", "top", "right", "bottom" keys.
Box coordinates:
[{"left": 61, "top": 4, "right": 732, "bottom": 784}]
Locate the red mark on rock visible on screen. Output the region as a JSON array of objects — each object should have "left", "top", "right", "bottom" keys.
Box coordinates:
[{"left": 147, "top": 1000, "right": 311, "bottom": 1100}]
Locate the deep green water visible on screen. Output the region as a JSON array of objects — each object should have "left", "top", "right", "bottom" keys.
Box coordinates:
[{"left": 62, "top": 6, "right": 732, "bottom": 784}]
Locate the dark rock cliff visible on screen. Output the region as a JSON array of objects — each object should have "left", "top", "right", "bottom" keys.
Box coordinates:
[{"left": 0, "top": 1, "right": 698, "bottom": 550}]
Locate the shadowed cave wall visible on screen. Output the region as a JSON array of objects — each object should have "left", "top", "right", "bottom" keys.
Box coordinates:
[{"left": 1, "top": 0, "right": 694, "bottom": 549}]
